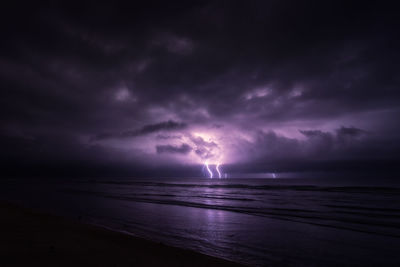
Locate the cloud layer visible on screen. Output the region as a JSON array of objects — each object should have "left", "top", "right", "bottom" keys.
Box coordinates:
[{"left": 1, "top": 1, "right": 399, "bottom": 177}]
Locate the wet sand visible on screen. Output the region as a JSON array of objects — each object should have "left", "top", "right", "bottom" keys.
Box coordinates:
[{"left": 0, "top": 202, "right": 242, "bottom": 267}]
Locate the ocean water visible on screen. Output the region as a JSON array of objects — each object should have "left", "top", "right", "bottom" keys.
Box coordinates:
[{"left": 2, "top": 177, "right": 400, "bottom": 266}]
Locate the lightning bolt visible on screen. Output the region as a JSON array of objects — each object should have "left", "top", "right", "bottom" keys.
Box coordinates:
[
  {"left": 205, "top": 161, "right": 213, "bottom": 178},
  {"left": 216, "top": 163, "right": 222, "bottom": 179}
]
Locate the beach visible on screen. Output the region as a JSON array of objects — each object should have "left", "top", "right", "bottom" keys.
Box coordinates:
[
  {"left": 1, "top": 178, "right": 400, "bottom": 266},
  {"left": 0, "top": 201, "right": 241, "bottom": 267}
]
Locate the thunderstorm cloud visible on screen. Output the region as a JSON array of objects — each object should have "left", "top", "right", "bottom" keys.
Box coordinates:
[{"left": 1, "top": 1, "right": 399, "bottom": 177}]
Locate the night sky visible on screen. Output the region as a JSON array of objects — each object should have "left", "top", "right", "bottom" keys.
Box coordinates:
[{"left": 1, "top": 1, "right": 399, "bottom": 177}]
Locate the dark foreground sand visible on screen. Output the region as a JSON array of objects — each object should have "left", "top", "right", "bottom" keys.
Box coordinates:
[{"left": 0, "top": 202, "right": 242, "bottom": 267}]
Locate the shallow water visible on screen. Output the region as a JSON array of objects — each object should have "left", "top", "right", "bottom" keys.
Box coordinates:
[{"left": 2, "top": 177, "right": 400, "bottom": 266}]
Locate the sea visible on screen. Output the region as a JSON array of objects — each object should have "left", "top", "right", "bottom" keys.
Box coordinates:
[{"left": 1, "top": 176, "right": 400, "bottom": 266}]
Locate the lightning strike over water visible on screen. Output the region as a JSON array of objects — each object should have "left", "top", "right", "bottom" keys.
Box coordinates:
[
  {"left": 216, "top": 163, "right": 222, "bottom": 179},
  {"left": 205, "top": 161, "right": 213, "bottom": 178}
]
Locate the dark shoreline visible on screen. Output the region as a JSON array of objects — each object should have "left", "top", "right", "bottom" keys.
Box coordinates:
[{"left": 0, "top": 201, "right": 243, "bottom": 267}]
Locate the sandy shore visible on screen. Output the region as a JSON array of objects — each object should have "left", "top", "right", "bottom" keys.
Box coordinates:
[{"left": 0, "top": 202, "right": 242, "bottom": 267}]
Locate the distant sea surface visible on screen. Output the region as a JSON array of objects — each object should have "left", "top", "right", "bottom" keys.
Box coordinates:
[{"left": 2, "top": 176, "right": 400, "bottom": 266}]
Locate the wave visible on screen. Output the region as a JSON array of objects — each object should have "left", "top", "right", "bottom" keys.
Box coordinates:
[
  {"left": 63, "top": 188, "right": 400, "bottom": 239},
  {"left": 82, "top": 180, "right": 400, "bottom": 194}
]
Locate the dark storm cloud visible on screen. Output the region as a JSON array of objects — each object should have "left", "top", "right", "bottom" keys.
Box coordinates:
[
  {"left": 298, "top": 126, "right": 367, "bottom": 152},
  {"left": 136, "top": 120, "right": 187, "bottom": 135},
  {"left": 1, "top": 1, "right": 399, "bottom": 176},
  {"left": 92, "top": 120, "right": 187, "bottom": 140},
  {"left": 299, "top": 130, "right": 330, "bottom": 138},
  {"left": 2, "top": 1, "right": 398, "bottom": 124},
  {"left": 156, "top": 134, "right": 183, "bottom": 140},
  {"left": 245, "top": 126, "right": 399, "bottom": 167},
  {"left": 156, "top": 143, "right": 192, "bottom": 154},
  {"left": 336, "top": 126, "right": 366, "bottom": 138},
  {"left": 236, "top": 126, "right": 400, "bottom": 174}
]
